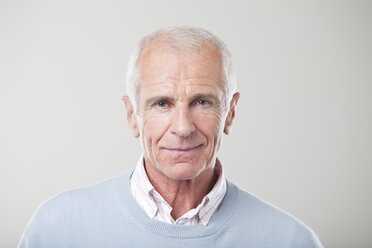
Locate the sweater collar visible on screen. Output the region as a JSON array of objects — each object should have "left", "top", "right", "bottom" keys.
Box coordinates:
[{"left": 117, "top": 167, "right": 239, "bottom": 239}]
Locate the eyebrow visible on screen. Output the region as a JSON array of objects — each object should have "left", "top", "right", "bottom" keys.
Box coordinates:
[
  {"left": 144, "top": 96, "right": 174, "bottom": 107},
  {"left": 189, "top": 93, "right": 220, "bottom": 104}
]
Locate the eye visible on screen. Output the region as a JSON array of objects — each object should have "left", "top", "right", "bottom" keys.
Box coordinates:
[
  {"left": 197, "top": 99, "right": 209, "bottom": 105},
  {"left": 156, "top": 101, "right": 167, "bottom": 108}
]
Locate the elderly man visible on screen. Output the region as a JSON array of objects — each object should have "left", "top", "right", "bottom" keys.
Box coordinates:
[{"left": 19, "top": 26, "right": 322, "bottom": 247}]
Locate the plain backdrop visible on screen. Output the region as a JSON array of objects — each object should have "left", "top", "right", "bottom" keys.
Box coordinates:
[{"left": 1, "top": 0, "right": 371, "bottom": 247}]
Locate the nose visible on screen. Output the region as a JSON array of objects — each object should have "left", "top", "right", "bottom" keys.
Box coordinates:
[{"left": 170, "top": 104, "right": 196, "bottom": 137}]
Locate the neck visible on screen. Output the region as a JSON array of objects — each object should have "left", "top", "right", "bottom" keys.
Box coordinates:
[{"left": 144, "top": 159, "right": 218, "bottom": 220}]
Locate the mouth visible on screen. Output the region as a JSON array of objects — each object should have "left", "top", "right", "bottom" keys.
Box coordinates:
[{"left": 163, "top": 144, "right": 203, "bottom": 153}]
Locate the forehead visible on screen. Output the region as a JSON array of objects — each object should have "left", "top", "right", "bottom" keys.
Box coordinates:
[{"left": 137, "top": 42, "right": 224, "bottom": 96}]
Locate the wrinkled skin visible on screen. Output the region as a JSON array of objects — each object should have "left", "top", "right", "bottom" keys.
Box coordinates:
[{"left": 123, "top": 41, "right": 239, "bottom": 219}]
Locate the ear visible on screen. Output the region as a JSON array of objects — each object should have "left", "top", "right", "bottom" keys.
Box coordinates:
[
  {"left": 122, "top": 95, "right": 140, "bottom": 138},
  {"left": 224, "top": 92, "right": 240, "bottom": 135}
]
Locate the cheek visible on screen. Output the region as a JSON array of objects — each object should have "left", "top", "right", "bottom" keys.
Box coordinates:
[
  {"left": 194, "top": 111, "right": 224, "bottom": 139},
  {"left": 142, "top": 114, "right": 170, "bottom": 145}
]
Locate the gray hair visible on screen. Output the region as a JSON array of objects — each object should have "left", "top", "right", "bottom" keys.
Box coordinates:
[{"left": 125, "top": 26, "right": 237, "bottom": 110}]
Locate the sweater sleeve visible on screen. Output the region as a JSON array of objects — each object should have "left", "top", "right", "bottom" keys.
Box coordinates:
[
  {"left": 290, "top": 224, "right": 324, "bottom": 248},
  {"left": 18, "top": 203, "right": 56, "bottom": 248},
  {"left": 18, "top": 192, "right": 75, "bottom": 248}
]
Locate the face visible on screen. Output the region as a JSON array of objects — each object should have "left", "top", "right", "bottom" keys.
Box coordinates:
[{"left": 123, "top": 42, "right": 239, "bottom": 181}]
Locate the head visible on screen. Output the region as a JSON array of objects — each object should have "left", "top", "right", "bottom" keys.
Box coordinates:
[{"left": 123, "top": 26, "right": 239, "bottom": 181}]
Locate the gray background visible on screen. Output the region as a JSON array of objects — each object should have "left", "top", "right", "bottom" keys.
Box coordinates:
[{"left": 1, "top": 0, "right": 371, "bottom": 247}]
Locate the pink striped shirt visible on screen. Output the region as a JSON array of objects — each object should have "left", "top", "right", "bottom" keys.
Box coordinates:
[{"left": 130, "top": 155, "right": 227, "bottom": 226}]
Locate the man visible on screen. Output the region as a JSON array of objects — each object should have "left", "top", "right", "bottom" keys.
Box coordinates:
[{"left": 19, "top": 26, "right": 323, "bottom": 247}]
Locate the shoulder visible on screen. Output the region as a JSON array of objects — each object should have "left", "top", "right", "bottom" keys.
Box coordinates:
[
  {"left": 18, "top": 171, "right": 133, "bottom": 248},
  {"left": 226, "top": 181, "right": 323, "bottom": 248},
  {"left": 38, "top": 171, "right": 129, "bottom": 213}
]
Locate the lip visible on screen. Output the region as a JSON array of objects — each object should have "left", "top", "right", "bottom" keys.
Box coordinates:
[{"left": 163, "top": 144, "right": 203, "bottom": 152}]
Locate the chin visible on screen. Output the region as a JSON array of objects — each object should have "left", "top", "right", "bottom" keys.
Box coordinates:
[{"left": 161, "top": 162, "right": 204, "bottom": 181}]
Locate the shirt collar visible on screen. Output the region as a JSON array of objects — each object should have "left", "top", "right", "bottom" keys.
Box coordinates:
[{"left": 130, "top": 154, "right": 227, "bottom": 225}]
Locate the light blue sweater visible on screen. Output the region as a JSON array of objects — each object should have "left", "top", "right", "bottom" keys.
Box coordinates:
[{"left": 19, "top": 170, "right": 322, "bottom": 247}]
